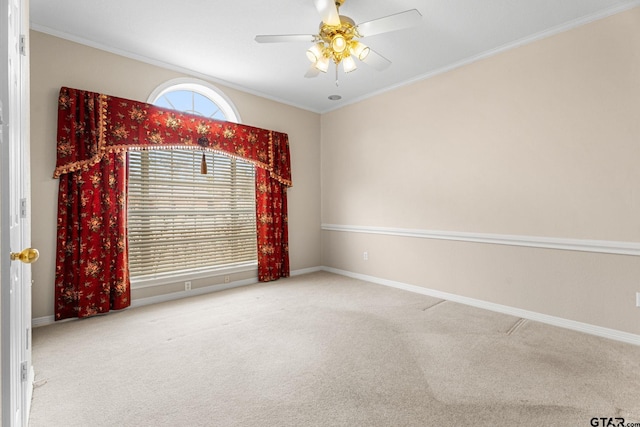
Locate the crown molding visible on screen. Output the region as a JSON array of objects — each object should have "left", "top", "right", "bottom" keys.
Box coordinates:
[{"left": 321, "top": 2, "right": 640, "bottom": 113}]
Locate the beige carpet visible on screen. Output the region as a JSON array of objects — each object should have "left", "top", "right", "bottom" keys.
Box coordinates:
[{"left": 29, "top": 272, "right": 640, "bottom": 426}]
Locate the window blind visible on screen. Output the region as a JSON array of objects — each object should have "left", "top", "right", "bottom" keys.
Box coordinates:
[{"left": 127, "top": 149, "right": 257, "bottom": 279}]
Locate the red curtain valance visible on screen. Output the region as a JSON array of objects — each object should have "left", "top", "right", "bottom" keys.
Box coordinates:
[
  {"left": 53, "top": 87, "right": 292, "bottom": 187},
  {"left": 53, "top": 86, "right": 291, "bottom": 320}
]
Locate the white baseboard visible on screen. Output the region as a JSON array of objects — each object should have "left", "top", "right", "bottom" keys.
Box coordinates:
[
  {"left": 32, "top": 267, "right": 317, "bottom": 328},
  {"left": 290, "top": 266, "right": 323, "bottom": 276},
  {"left": 32, "top": 315, "right": 55, "bottom": 328},
  {"left": 321, "top": 266, "right": 640, "bottom": 346},
  {"left": 130, "top": 277, "right": 258, "bottom": 309},
  {"left": 131, "top": 266, "right": 321, "bottom": 308},
  {"left": 33, "top": 265, "right": 638, "bottom": 346}
]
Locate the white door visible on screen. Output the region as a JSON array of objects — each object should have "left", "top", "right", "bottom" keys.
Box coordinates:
[{"left": 1, "top": 0, "right": 33, "bottom": 425}]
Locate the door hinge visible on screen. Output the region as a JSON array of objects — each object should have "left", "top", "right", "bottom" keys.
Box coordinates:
[
  {"left": 21, "top": 362, "right": 27, "bottom": 382},
  {"left": 19, "top": 34, "right": 26, "bottom": 56},
  {"left": 20, "top": 198, "right": 27, "bottom": 219}
]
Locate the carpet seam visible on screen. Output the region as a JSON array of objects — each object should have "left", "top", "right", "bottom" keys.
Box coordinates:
[
  {"left": 421, "top": 299, "right": 446, "bottom": 311},
  {"left": 506, "top": 318, "right": 528, "bottom": 336}
]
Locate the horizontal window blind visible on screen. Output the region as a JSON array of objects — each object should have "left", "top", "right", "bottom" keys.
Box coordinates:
[{"left": 127, "top": 150, "right": 257, "bottom": 279}]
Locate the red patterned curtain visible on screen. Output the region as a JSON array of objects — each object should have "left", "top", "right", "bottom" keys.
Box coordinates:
[
  {"left": 54, "top": 87, "right": 292, "bottom": 320},
  {"left": 256, "top": 168, "right": 289, "bottom": 281},
  {"left": 55, "top": 152, "right": 130, "bottom": 320}
]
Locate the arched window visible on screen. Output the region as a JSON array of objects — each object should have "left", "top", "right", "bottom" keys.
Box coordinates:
[
  {"left": 128, "top": 79, "right": 256, "bottom": 287},
  {"left": 148, "top": 78, "right": 240, "bottom": 122}
]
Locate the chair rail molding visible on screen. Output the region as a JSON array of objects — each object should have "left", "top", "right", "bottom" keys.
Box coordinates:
[{"left": 321, "top": 223, "right": 640, "bottom": 256}]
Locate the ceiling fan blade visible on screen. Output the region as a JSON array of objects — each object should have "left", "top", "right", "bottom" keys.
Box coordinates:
[
  {"left": 255, "top": 34, "right": 316, "bottom": 43},
  {"left": 314, "top": 0, "right": 340, "bottom": 26},
  {"left": 361, "top": 49, "right": 391, "bottom": 71},
  {"left": 357, "top": 9, "right": 422, "bottom": 38},
  {"left": 304, "top": 65, "right": 321, "bottom": 78}
]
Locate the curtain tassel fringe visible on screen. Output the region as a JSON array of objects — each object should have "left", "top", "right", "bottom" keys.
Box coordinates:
[{"left": 200, "top": 152, "right": 208, "bottom": 174}]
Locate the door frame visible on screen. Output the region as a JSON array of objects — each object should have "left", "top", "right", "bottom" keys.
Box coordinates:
[{"left": 1, "top": 0, "right": 32, "bottom": 425}]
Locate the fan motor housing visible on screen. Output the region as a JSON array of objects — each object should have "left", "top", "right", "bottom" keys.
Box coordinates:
[
  {"left": 318, "top": 15, "right": 358, "bottom": 62},
  {"left": 318, "top": 16, "right": 357, "bottom": 42}
]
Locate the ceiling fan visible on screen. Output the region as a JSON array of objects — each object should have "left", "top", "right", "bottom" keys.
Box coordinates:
[{"left": 255, "top": 0, "right": 422, "bottom": 80}]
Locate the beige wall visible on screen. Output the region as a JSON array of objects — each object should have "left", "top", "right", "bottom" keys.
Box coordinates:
[
  {"left": 321, "top": 8, "right": 640, "bottom": 335},
  {"left": 30, "top": 31, "right": 321, "bottom": 319},
  {"left": 30, "top": 8, "right": 640, "bottom": 337}
]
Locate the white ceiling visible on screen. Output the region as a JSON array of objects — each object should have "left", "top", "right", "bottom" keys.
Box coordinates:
[{"left": 29, "top": 0, "right": 639, "bottom": 113}]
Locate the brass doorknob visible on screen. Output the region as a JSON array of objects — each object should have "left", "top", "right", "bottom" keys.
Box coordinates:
[{"left": 10, "top": 248, "right": 39, "bottom": 264}]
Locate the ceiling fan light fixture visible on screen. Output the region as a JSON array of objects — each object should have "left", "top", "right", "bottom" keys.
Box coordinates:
[
  {"left": 315, "top": 55, "right": 330, "bottom": 73},
  {"left": 306, "top": 43, "right": 324, "bottom": 64},
  {"left": 351, "top": 41, "right": 370, "bottom": 61},
  {"left": 342, "top": 56, "right": 357, "bottom": 73},
  {"left": 331, "top": 34, "right": 347, "bottom": 53},
  {"left": 255, "top": 0, "right": 423, "bottom": 82}
]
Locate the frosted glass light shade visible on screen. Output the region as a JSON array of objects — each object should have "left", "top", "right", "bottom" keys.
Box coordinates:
[
  {"left": 342, "top": 56, "right": 357, "bottom": 73},
  {"left": 331, "top": 35, "right": 347, "bottom": 53},
  {"left": 315, "top": 55, "right": 330, "bottom": 73},
  {"left": 351, "top": 41, "right": 370, "bottom": 60},
  {"left": 306, "top": 43, "right": 324, "bottom": 63}
]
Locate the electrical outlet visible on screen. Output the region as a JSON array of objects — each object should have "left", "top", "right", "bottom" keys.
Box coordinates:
[
  {"left": 224, "top": 276, "right": 230, "bottom": 283},
  {"left": 184, "top": 281, "right": 191, "bottom": 291},
  {"left": 363, "top": 251, "right": 368, "bottom": 261},
  {"left": 636, "top": 292, "right": 640, "bottom": 307}
]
